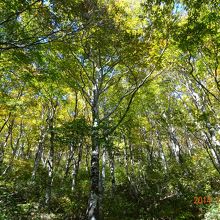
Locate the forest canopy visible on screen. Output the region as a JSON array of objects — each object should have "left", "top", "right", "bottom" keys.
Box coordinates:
[{"left": 0, "top": 0, "right": 220, "bottom": 219}]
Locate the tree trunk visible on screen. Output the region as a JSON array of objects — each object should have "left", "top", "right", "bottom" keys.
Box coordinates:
[
  {"left": 72, "top": 142, "right": 83, "bottom": 191},
  {"left": 108, "top": 147, "right": 115, "bottom": 195},
  {"left": 32, "top": 124, "right": 47, "bottom": 179},
  {"left": 99, "top": 146, "right": 106, "bottom": 220},
  {"left": 87, "top": 129, "right": 100, "bottom": 220},
  {"left": 87, "top": 86, "right": 100, "bottom": 220},
  {"left": 0, "top": 113, "right": 11, "bottom": 134},
  {"left": 65, "top": 142, "right": 74, "bottom": 178},
  {"left": 123, "top": 135, "right": 130, "bottom": 182},
  {"left": 3, "top": 120, "right": 23, "bottom": 175},
  {"left": 168, "top": 126, "right": 180, "bottom": 163},
  {"left": 156, "top": 129, "right": 167, "bottom": 170},
  {"left": 45, "top": 101, "right": 57, "bottom": 209},
  {"left": 0, "top": 119, "right": 14, "bottom": 168}
]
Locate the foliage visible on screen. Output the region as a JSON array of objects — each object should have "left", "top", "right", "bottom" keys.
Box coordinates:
[{"left": 1, "top": 0, "right": 220, "bottom": 219}]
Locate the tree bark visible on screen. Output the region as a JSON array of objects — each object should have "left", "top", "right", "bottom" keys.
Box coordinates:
[
  {"left": 168, "top": 126, "right": 180, "bottom": 163},
  {"left": 108, "top": 146, "right": 115, "bottom": 195},
  {"left": 0, "top": 118, "right": 14, "bottom": 168},
  {"left": 99, "top": 146, "right": 106, "bottom": 220},
  {"left": 156, "top": 129, "right": 167, "bottom": 170},
  {"left": 3, "top": 120, "right": 24, "bottom": 175},
  {"left": 45, "top": 101, "right": 57, "bottom": 209},
  {"left": 87, "top": 85, "right": 100, "bottom": 220},
  {"left": 32, "top": 124, "right": 47, "bottom": 179},
  {"left": 71, "top": 142, "right": 83, "bottom": 191}
]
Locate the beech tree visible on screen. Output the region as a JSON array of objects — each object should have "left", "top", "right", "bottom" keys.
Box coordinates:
[{"left": 1, "top": 0, "right": 220, "bottom": 220}]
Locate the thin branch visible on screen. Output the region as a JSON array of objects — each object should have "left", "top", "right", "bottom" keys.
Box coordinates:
[
  {"left": 187, "top": 54, "right": 220, "bottom": 103},
  {"left": 105, "top": 42, "right": 168, "bottom": 135},
  {"left": 68, "top": 49, "right": 95, "bottom": 84},
  {"left": 0, "top": 113, "right": 11, "bottom": 134},
  {"left": 0, "top": 0, "right": 41, "bottom": 26},
  {"left": 65, "top": 70, "right": 92, "bottom": 106}
]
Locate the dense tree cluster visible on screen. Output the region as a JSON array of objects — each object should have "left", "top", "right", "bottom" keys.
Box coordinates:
[{"left": 0, "top": 0, "right": 220, "bottom": 219}]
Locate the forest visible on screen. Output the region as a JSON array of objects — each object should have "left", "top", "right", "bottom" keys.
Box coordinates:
[{"left": 0, "top": 0, "right": 220, "bottom": 219}]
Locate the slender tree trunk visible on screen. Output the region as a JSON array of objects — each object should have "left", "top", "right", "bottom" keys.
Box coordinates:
[
  {"left": 32, "top": 124, "right": 47, "bottom": 178},
  {"left": 0, "top": 113, "right": 11, "bottom": 134},
  {"left": 86, "top": 144, "right": 90, "bottom": 175},
  {"left": 124, "top": 135, "right": 138, "bottom": 198},
  {"left": 65, "top": 142, "right": 74, "bottom": 178},
  {"left": 207, "top": 124, "right": 220, "bottom": 161},
  {"left": 128, "top": 140, "right": 135, "bottom": 179},
  {"left": 156, "top": 130, "right": 167, "bottom": 170},
  {"left": 72, "top": 158, "right": 77, "bottom": 190},
  {"left": 203, "top": 131, "right": 220, "bottom": 168},
  {"left": 72, "top": 142, "right": 83, "bottom": 191},
  {"left": 87, "top": 128, "right": 100, "bottom": 220},
  {"left": 168, "top": 126, "right": 180, "bottom": 163},
  {"left": 185, "top": 78, "right": 220, "bottom": 167},
  {"left": 108, "top": 147, "right": 115, "bottom": 195},
  {"left": 25, "top": 136, "right": 32, "bottom": 159},
  {"left": 45, "top": 118, "right": 54, "bottom": 208},
  {"left": 3, "top": 120, "right": 23, "bottom": 175},
  {"left": 32, "top": 106, "right": 48, "bottom": 178},
  {"left": 185, "top": 129, "right": 193, "bottom": 156},
  {"left": 99, "top": 146, "right": 106, "bottom": 220},
  {"left": 45, "top": 101, "right": 57, "bottom": 209},
  {"left": 123, "top": 135, "right": 130, "bottom": 182},
  {"left": 87, "top": 86, "right": 100, "bottom": 220},
  {"left": 13, "top": 121, "right": 23, "bottom": 157},
  {"left": 56, "top": 150, "right": 63, "bottom": 169},
  {"left": 0, "top": 119, "right": 14, "bottom": 168}
]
